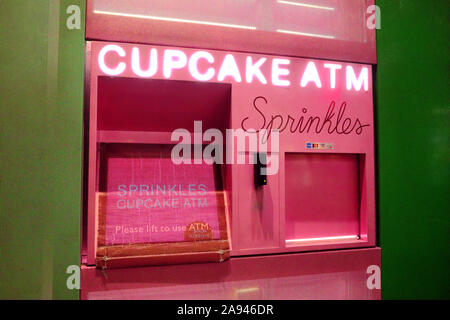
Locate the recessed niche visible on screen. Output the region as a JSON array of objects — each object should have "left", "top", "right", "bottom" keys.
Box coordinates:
[
  {"left": 285, "top": 153, "right": 361, "bottom": 245},
  {"left": 97, "top": 76, "right": 231, "bottom": 133}
]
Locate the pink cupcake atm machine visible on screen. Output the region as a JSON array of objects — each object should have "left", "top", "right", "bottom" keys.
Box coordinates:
[{"left": 81, "top": 0, "right": 381, "bottom": 299}]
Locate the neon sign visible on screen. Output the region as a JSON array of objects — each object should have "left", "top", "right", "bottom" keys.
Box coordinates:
[{"left": 97, "top": 45, "right": 370, "bottom": 91}]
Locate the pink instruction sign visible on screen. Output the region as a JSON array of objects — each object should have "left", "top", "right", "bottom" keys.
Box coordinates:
[{"left": 101, "top": 151, "right": 222, "bottom": 246}]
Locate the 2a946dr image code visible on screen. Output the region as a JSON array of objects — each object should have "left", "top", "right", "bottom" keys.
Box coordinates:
[{"left": 221, "top": 304, "right": 274, "bottom": 316}]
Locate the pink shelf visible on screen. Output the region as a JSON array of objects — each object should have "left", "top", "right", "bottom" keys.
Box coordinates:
[
  {"left": 97, "top": 130, "right": 225, "bottom": 146},
  {"left": 98, "top": 130, "right": 182, "bottom": 144}
]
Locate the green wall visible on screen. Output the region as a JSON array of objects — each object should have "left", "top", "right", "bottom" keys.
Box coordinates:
[
  {"left": 376, "top": 1, "right": 449, "bottom": 299},
  {"left": 0, "top": 0, "right": 85, "bottom": 299}
]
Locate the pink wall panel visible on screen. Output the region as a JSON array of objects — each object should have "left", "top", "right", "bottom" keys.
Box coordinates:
[
  {"left": 86, "top": 0, "right": 376, "bottom": 64},
  {"left": 81, "top": 247, "right": 381, "bottom": 299},
  {"left": 234, "top": 160, "right": 280, "bottom": 251}
]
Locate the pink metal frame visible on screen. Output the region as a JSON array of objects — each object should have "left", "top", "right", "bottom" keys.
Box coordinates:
[{"left": 86, "top": 41, "right": 376, "bottom": 265}]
